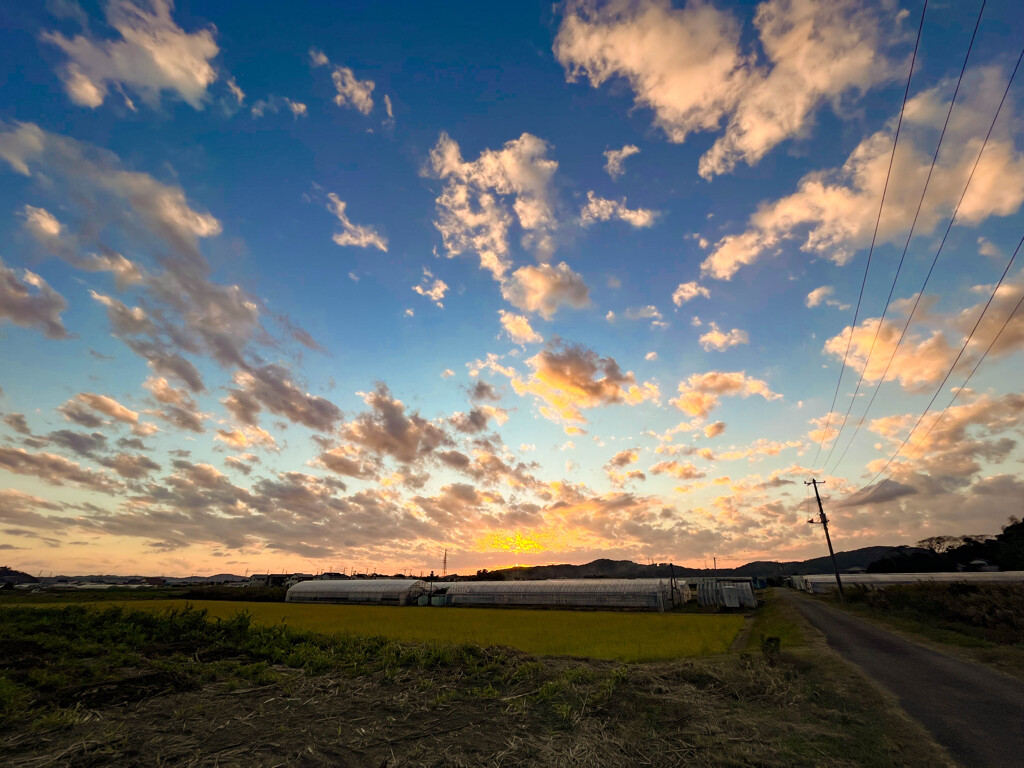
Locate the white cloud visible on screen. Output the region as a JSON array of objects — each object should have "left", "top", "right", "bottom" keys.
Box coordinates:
[
  {"left": 499, "top": 310, "right": 543, "bottom": 344},
  {"left": 428, "top": 132, "right": 558, "bottom": 279},
  {"left": 579, "top": 190, "right": 656, "bottom": 228},
  {"left": 251, "top": 96, "right": 307, "bottom": 119},
  {"left": 331, "top": 65, "right": 375, "bottom": 114},
  {"left": 500, "top": 262, "right": 589, "bottom": 319},
  {"left": 698, "top": 322, "right": 749, "bottom": 351},
  {"left": 977, "top": 237, "right": 1002, "bottom": 259},
  {"left": 226, "top": 77, "right": 245, "bottom": 105},
  {"left": 603, "top": 144, "right": 640, "bottom": 179},
  {"left": 672, "top": 281, "right": 709, "bottom": 305},
  {"left": 703, "top": 67, "right": 1024, "bottom": 279},
  {"left": 412, "top": 268, "right": 449, "bottom": 308},
  {"left": 440, "top": 368, "right": 455, "bottom": 378},
  {"left": 326, "top": 192, "right": 387, "bottom": 251},
  {"left": 20, "top": 205, "right": 62, "bottom": 242},
  {"left": 42, "top": 0, "right": 220, "bottom": 110},
  {"left": 556, "top": 0, "right": 895, "bottom": 179},
  {"left": 645, "top": 351, "right": 657, "bottom": 361},
  {"left": 805, "top": 285, "right": 851, "bottom": 310},
  {"left": 671, "top": 370, "right": 781, "bottom": 418},
  {"left": 308, "top": 48, "right": 329, "bottom": 68}
]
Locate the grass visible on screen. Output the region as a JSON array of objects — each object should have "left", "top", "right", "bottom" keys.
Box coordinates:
[
  {"left": 822, "top": 583, "right": 1024, "bottom": 681},
  {"left": 0, "top": 601, "right": 954, "bottom": 766},
  {"left": 22, "top": 599, "right": 745, "bottom": 661}
]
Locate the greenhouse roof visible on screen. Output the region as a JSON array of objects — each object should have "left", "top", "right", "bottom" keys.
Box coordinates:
[{"left": 287, "top": 579, "right": 428, "bottom": 596}]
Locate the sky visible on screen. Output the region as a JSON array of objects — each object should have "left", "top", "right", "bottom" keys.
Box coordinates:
[{"left": 1, "top": 0, "right": 1023, "bottom": 577}]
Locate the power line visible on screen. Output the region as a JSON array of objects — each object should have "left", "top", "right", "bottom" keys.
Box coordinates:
[
  {"left": 890, "top": 283, "right": 1024, "bottom": 478},
  {"left": 821, "top": 0, "right": 986, "bottom": 476},
  {"left": 855, "top": 229, "right": 1024, "bottom": 501},
  {"left": 812, "top": 0, "right": 930, "bottom": 469},
  {"left": 827, "top": 42, "right": 1024, "bottom": 480}
]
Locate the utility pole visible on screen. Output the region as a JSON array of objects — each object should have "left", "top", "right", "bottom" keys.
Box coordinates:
[
  {"left": 442, "top": 549, "right": 447, "bottom": 578},
  {"left": 806, "top": 479, "right": 845, "bottom": 603}
]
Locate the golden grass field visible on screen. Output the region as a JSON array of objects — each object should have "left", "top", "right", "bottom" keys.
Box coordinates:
[{"left": 71, "top": 600, "right": 746, "bottom": 661}]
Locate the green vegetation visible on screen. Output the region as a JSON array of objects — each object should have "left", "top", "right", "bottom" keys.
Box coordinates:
[
  {"left": 0, "top": 602, "right": 951, "bottom": 766},
  {"left": 24, "top": 599, "right": 745, "bottom": 661}
]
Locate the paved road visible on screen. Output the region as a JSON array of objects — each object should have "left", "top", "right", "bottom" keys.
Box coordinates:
[{"left": 780, "top": 589, "right": 1024, "bottom": 768}]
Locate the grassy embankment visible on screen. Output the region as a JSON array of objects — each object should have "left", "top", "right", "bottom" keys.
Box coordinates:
[
  {"left": 0, "top": 600, "right": 952, "bottom": 767},
  {"left": 824, "top": 582, "right": 1024, "bottom": 680}
]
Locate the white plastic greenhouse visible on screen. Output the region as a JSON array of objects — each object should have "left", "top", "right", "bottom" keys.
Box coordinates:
[
  {"left": 435, "top": 578, "right": 686, "bottom": 611},
  {"left": 285, "top": 579, "right": 428, "bottom": 605},
  {"left": 793, "top": 571, "right": 1024, "bottom": 594}
]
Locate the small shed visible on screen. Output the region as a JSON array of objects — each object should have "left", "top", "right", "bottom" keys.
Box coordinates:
[{"left": 285, "top": 578, "right": 428, "bottom": 605}]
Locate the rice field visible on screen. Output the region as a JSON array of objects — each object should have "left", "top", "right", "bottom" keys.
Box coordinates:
[{"left": 68, "top": 599, "right": 745, "bottom": 661}]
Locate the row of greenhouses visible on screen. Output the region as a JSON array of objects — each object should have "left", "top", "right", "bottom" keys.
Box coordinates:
[
  {"left": 790, "top": 571, "right": 1024, "bottom": 594},
  {"left": 285, "top": 576, "right": 759, "bottom": 611}
]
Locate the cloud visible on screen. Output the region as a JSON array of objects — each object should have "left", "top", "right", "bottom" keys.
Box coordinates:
[
  {"left": 429, "top": 132, "right": 558, "bottom": 279},
  {"left": 805, "top": 285, "right": 849, "bottom": 310},
  {"left": 0, "top": 122, "right": 291, "bottom": 391},
  {"left": 649, "top": 460, "right": 705, "bottom": 480},
  {"left": 0, "top": 446, "right": 119, "bottom": 494},
  {"left": 704, "top": 420, "right": 726, "bottom": 438},
  {"left": 46, "top": 429, "right": 108, "bottom": 457},
  {"left": 340, "top": 384, "right": 450, "bottom": 464},
  {"left": 607, "top": 449, "right": 638, "bottom": 467},
  {"left": 698, "top": 321, "right": 749, "bottom": 351},
  {"left": 42, "top": 0, "right": 220, "bottom": 109},
  {"left": 556, "top": 0, "right": 896, "bottom": 179},
  {"left": 645, "top": 351, "right": 657, "bottom": 361},
  {"left": 0, "top": 257, "right": 70, "bottom": 339},
  {"left": 603, "top": 144, "right": 640, "bottom": 179},
  {"left": 100, "top": 452, "right": 161, "bottom": 479},
  {"left": 3, "top": 412, "right": 32, "bottom": 435},
  {"left": 671, "top": 370, "right": 781, "bottom": 418},
  {"left": 250, "top": 96, "right": 307, "bottom": 119},
  {"left": 20, "top": 204, "right": 62, "bottom": 242},
  {"left": 308, "top": 48, "right": 329, "bottom": 68},
  {"left": 331, "top": 66, "right": 375, "bottom": 114},
  {"left": 226, "top": 77, "right": 245, "bottom": 105},
  {"left": 702, "top": 67, "right": 1024, "bottom": 279},
  {"left": 510, "top": 341, "right": 659, "bottom": 425},
  {"left": 60, "top": 392, "right": 157, "bottom": 436},
  {"left": 214, "top": 426, "right": 276, "bottom": 450},
  {"left": 672, "top": 281, "right": 709, "bottom": 305},
  {"left": 441, "top": 368, "right": 455, "bottom": 378},
  {"left": 326, "top": 192, "right": 388, "bottom": 251},
  {"left": 500, "top": 262, "right": 589, "bottom": 319},
  {"left": 867, "top": 392, "right": 1024, "bottom": 480},
  {"left": 579, "top": 191, "right": 656, "bottom": 228},
  {"left": 498, "top": 309, "right": 543, "bottom": 344},
  {"left": 412, "top": 268, "right": 449, "bottom": 307},
  {"left": 223, "top": 365, "right": 342, "bottom": 432},
  {"left": 977, "top": 237, "right": 1002, "bottom": 259}
]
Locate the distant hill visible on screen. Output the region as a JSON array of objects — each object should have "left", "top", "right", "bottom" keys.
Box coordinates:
[
  {"left": 476, "top": 546, "right": 929, "bottom": 581},
  {"left": 0, "top": 566, "right": 39, "bottom": 585}
]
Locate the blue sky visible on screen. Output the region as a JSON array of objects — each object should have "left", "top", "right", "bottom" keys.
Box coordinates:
[{"left": 1, "top": 0, "right": 1023, "bottom": 576}]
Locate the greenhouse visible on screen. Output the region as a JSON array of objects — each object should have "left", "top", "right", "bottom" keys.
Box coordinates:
[
  {"left": 435, "top": 578, "right": 686, "bottom": 611},
  {"left": 793, "top": 571, "right": 1024, "bottom": 594},
  {"left": 285, "top": 578, "right": 428, "bottom": 605}
]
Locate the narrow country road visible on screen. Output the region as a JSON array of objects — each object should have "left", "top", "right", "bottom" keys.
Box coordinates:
[{"left": 779, "top": 589, "right": 1024, "bottom": 768}]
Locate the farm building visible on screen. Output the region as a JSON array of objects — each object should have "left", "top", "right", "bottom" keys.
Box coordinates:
[
  {"left": 434, "top": 579, "right": 687, "bottom": 611},
  {"left": 286, "top": 578, "right": 428, "bottom": 605},
  {"left": 792, "top": 571, "right": 1024, "bottom": 594}
]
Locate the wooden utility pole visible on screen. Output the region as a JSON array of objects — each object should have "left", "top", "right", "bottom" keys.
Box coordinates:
[{"left": 806, "top": 479, "right": 845, "bottom": 603}]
